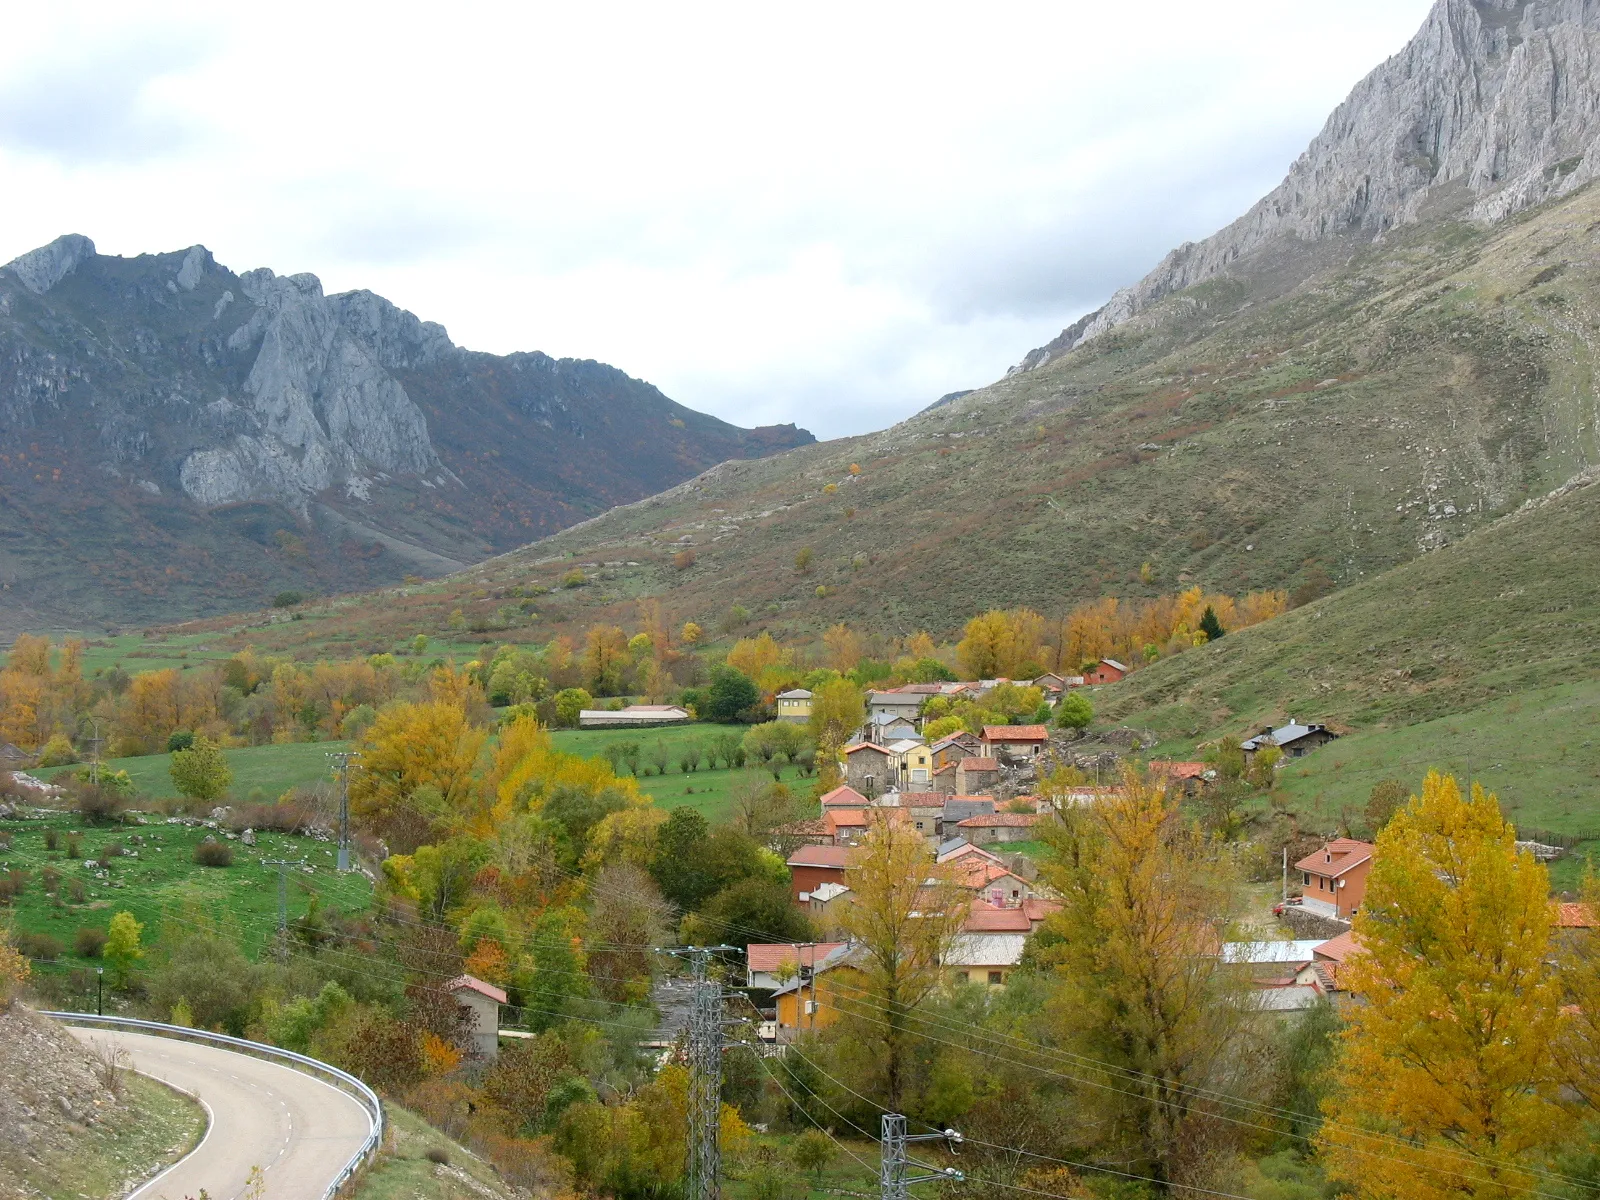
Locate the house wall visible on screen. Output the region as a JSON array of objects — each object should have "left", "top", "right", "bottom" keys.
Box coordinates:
[
  {"left": 846, "top": 750, "right": 890, "bottom": 795},
  {"left": 792, "top": 863, "right": 847, "bottom": 902},
  {"left": 776, "top": 697, "right": 812, "bottom": 723},
  {"left": 455, "top": 990, "right": 500, "bottom": 1059},
  {"left": 1301, "top": 860, "right": 1370, "bottom": 917}
]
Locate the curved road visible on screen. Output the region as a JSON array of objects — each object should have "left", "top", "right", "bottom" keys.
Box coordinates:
[{"left": 67, "top": 1028, "right": 372, "bottom": 1200}]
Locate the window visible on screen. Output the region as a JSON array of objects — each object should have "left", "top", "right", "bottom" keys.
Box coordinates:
[
  {"left": 987, "top": 971, "right": 1004, "bottom": 986},
  {"left": 1302, "top": 872, "right": 1310, "bottom": 887}
]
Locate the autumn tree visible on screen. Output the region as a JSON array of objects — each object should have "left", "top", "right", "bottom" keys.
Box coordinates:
[
  {"left": 582, "top": 625, "right": 630, "bottom": 696},
  {"left": 808, "top": 677, "right": 864, "bottom": 791},
  {"left": 1319, "top": 773, "right": 1571, "bottom": 1199},
  {"left": 169, "top": 735, "right": 232, "bottom": 803},
  {"left": 956, "top": 609, "right": 1046, "bottom": 679},
  {"left": 351, "top": 701, "right": 486, "bottom": 831},
  {"left": 681, "top": 621, "right": 703, "bottom": 645},
  {"left": 823, "top": 623, "right": 864, "bottom": 672},
  {"left": 838, "top": 818, "right": 969, "bottom": 1110},
  {"left": 1033, "top": 767, "right": 1255, "bottom": 1192}
]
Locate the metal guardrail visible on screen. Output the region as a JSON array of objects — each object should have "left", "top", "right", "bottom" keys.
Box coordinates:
[{"left": 41, "top": 1010, "right": 384, "bottom": 1199}]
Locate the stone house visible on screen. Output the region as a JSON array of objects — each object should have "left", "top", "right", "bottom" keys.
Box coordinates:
[
  {"left": 954, "top": 756, "right": 1000, "bottom": 795},
  {"left": 844, "top": 743, "right": 893, "bottom": 797},
  {"left": 956, "top": 811, "right": 1041, "bottom": 845}
]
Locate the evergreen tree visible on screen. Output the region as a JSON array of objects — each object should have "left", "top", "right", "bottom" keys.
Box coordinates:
[{"left": 1198, "top": 605, "right": 1226, "bottom": 642}]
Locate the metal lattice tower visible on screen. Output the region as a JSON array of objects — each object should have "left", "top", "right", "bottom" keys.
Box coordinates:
[
  {"left": 326, "top": 751, "right": 357, "bottom": 872},
  {"left": 880, "top": 1114, "right": 909, "bottom": 1200},
  {"left": 880, "top": 1114, "right": 964, "bottom": 1200},
  {"left": 686, "top": 948, "right": 725, "bottom": 1200}
]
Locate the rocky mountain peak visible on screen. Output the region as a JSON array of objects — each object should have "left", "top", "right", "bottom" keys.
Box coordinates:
[
  {"left": 1016, "top": 0, "right": 1600, "bottom": 370},
  {"left": 1, "top": 234, "right": 96, "bottom": 295}
]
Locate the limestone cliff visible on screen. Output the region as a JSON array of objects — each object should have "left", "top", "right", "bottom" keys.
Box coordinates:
[{"left": 1017, "top": 0, "right": 1600, "bottom": 370}]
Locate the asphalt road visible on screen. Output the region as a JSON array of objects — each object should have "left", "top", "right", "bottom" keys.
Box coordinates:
[{"left": 67, "top": 1028, "right": 372, "bottom": 1200}]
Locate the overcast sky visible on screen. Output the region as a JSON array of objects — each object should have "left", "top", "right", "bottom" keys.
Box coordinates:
[{"left": 0, "top": 1, "right": 1435, "bottom": 440}]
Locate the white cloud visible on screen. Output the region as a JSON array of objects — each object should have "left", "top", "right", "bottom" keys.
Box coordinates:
[{"left": 0, "top": 0, "right": 1436, "bottom": 437}]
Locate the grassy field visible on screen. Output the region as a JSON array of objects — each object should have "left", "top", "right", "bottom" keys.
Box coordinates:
[
  {"left": 1, "top": 810, "right": 371, "bottom": 966},
  {"left": 550, "top": 724, "right": 818, "bottom": 823},
  {"left": 5, "top": 1072, "right": 206, "bottom": 1200},
  {"left": 35, "top": 739, "right": 351, "bottom": 800}
]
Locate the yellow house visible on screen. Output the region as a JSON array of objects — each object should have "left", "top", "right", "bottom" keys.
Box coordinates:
[
  {"left": 776, "top": 688, "right": 813, "bottom": 723},
  {"left": 771, "top": 945, "right": 867, "bottom": 1039},
  {"left": 892, "top": 740, "right": 933, "bottom": 789}
]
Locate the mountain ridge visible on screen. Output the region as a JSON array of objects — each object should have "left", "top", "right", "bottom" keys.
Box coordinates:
[{"left": 0, "top": 235, "right": 811, "bottom": 630}]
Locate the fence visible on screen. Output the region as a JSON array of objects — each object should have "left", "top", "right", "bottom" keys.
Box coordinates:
[{"left": 39, "top": 1010, "right": 383, "bottom": 1199}]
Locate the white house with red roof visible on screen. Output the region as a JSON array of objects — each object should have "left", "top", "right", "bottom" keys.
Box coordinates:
[{"left": 445, "top": 974, "right": 507, "bottom": 1059}]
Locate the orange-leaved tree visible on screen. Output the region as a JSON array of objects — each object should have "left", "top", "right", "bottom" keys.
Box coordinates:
[{"left": 1318, "top": 772, "right": 1570, "bottom": 1199}]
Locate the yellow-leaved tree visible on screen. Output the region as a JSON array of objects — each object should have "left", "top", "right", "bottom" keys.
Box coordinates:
[
  {"left": 351, "top": 701, "right": 486, "bottom": 837},
  {"left": 838, "top": 818, "right": 969, "bottom": 1110},
  {"left": 808, "top": 678, "right": 864, "bottom": 793},
  {"left": 1033, "top": 766, "right": 1252, "bottom": 1192},
  {"left": 1319, "top": 772, "right": 1570, "bottom": 1198}
]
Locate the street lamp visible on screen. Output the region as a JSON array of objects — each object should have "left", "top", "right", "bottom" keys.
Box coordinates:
[{"left": 96, "top": 967, "right": 103, "bottom": 1016}]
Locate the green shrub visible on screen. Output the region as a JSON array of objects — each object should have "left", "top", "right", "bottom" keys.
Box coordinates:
[
  {"left": 192, "top": 838, "right": 233, "bottom": 867},
  {"left": 166, "top": 730, "right": 195, "bottom": 752},
  {"left": 75, "top": 927, "right": 107, "bottom": 958},
  {"left": 272, "top": 591, "right": 304, "bottom": 608},
  {"left": 37, "top": 734, "right": 78, "bottom": 767},
  {"left": 16, "top": 932, "right": 62, "bottom": 960}
]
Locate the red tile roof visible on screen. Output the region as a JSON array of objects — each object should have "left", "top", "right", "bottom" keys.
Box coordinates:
[
  {"left": 1555, "top": 902, "right": 1598, "bottom": 928},
  {"left": 965, "top": 900, "right": 1032, "bottom": 932},
  {"left": 958, "top": 757, "right": 1000, "bottom": 772},
  {"left": 1313, "top": 931, "right": 1362, "bottom": 963},
  {"left": 982, "top": 725, "right": 1050, "bottom": 742},
  {"left": 825, "top": 808, "right": 869, "bottom": 828},
  {"left": 819, "top": 785, "right": 870, "bottom": 807},
  {"left": 445, "top": 974, "right": 508, "bottom": 1005},
  {"left": 957, "top": 813, "right": 1040, "bottom": 828},
  {"left": 845, "top": 742, "right": 892, "bottom": 756},
  {"left": 1022, "top": 898, "right": 1062, "bottom": 922},
  {"left": 893, "top": 791, "right": 946, "bottom": 805},
  {"left": 1149, "top": 760, "right": 1207, "bottom": 780},
  {"left": 1295, "top": 838, "right": 1374, "bottom": 877},
  {"left": 746, "top": 942, "right": 847, "bottom": 973},
  {"left": 788, "top": 845, "right": 855, "bottom": 869}
]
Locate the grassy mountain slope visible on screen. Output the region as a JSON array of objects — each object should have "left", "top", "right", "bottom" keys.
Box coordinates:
[
  {"left": 1091, "top": 472, "right": 1600, "bottom": 864},
  {"left": 374, "top": 181, "right": 1600, "bottom": 647}
]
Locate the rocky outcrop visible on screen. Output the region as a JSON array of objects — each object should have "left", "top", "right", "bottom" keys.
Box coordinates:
[
  {"left": 1017, "top": 0, "right": 1600, "bottom": 370},
  {"left": 0, "top": 234, "right": 96, "bottom": 296},
  {"left": 186, "top": 267, "right": 441, "bottom": 508}
]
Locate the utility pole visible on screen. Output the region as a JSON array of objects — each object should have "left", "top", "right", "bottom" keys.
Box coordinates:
[
  {"left": 326, "top": 751, "right": 357, "bottom": 872},
  {"left": 664, "top": 945, "right": 736, "bottom": 1200},
  {"left": 263, "top": 859, "right": 303, "bottom": 957},
  {"left": 879, "top": 1115, "right": 963, "bottom": 1200},
  {"left": 88, "top": 717, "right": 102, "bottom": 787},
  {"left": 1282, "top": 846, "right": 1288, "bottom": 904}
]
